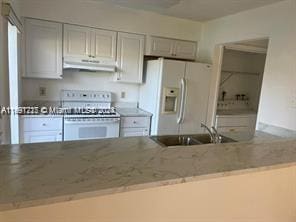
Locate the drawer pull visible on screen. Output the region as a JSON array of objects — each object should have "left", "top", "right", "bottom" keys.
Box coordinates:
[
  {"left": 42, "top": 123, "right": 46, "bottom": 126},
  {"left": 133, "top": 121, "right": 137, "bottom": 124}
]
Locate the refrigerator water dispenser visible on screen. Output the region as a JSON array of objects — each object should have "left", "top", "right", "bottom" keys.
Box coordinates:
[{"left": 162, "top": 87, "right": 179, "bottom": 114}]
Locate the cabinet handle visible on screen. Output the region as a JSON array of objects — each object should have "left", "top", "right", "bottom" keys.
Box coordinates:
[{"left": 42, "top": 123, "right": 46, "bottom": 126}]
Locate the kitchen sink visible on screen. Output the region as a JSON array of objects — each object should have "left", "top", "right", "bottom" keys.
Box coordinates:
[{"left": 150, "top": 134, "right": 235, "bottom": 147}]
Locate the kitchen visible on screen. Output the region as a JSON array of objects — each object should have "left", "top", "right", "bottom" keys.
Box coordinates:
[
  {"left": 1, "top": 0, "right": 296, "bottom": 221},
  {"left": 17, "top": 20, "right": 269, "bottom": 144},
  {"left": 18, "top": 17, "right": 213, "bottom": 144}
]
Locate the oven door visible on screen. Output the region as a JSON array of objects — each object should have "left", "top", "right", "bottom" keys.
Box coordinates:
[{"left": 64, "top": 118, "right": 120, "bottom": 141}]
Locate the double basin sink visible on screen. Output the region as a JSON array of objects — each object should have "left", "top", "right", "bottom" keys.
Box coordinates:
[{"left": 150, "top": 134, "right": 235, "bottom": 147}]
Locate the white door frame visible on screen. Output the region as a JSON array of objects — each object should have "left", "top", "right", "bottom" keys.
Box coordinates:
[
  {"left": 8, "top": 22, "right": 19, "bottom": 144},
  {"left": 206, "top": 44, "right": 224, "bottom": 127},
  {"left": 206, "top": 38, "right": 269, "bottom": 128}
]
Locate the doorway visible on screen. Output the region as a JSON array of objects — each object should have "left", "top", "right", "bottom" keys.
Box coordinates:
[{"left": 207, "top": 38, "right": 269, "bottom": 141}]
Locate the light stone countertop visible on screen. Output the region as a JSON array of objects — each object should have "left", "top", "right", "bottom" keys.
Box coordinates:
[
  {"left": 117, "top": 108, "right": 152, "bottom": 117},
  {"left": 1, "top": 136, "right": 296, "bottom": 211},
  {"left": 216, "top": 109, "right": 257, "bottom": 116}
]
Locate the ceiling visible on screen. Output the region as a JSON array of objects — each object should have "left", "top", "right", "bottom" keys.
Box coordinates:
[{"left": 94, "top": 0, "right": 285, "bottom": 21}]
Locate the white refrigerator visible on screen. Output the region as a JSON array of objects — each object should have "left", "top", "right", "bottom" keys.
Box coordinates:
[{"left": 139, "top": 58, "right": 212, "bottom": 135}]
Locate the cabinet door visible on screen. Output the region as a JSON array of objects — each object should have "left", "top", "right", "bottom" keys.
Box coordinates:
[
  {"left": 120, "top": 128, "right": 149, "bottom": 138},
  {"left": 25, "top": 19, "right": 62, "bottom": 79},
  {"left": 63, "top": 24, "right": 92, "bottom": 59},
  {"left": 23, "top": 131, "right": 62, "bottom": 144},
  {"left": 116, "top": 32, "right": 144, "bottom": 83},
  {"left": 92, "top": 29, "right": 117, "bottom": 61},
  {"left": 174, "top": 40, "right": 197, "bottom": 60},
  {"left": 149, "top": 36, "right": 175, "bottom": 57}
]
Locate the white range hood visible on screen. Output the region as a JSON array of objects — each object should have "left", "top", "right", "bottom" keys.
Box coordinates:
[{"left": 63, "top": 57, "right": 116, "bottom": 72}]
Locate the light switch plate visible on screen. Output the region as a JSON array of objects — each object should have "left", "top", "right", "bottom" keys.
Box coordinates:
[{"left": 121, "top": 91, "right": 126, "bottom": 99}]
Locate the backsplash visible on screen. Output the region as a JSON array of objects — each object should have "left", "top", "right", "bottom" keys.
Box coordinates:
[{"left": 22, "top": 70, "right": 140, "bottom": 103}]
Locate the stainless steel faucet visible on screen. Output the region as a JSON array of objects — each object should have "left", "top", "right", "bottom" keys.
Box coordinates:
[
  {"left": 211, "top": 126, "right": 223, "bottom": 144},
  {"left": 201, "top": 123, "right": 222, "bottom": 144}
]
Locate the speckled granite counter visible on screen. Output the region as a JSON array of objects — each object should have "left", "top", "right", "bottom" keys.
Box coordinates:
[
  {"left": 1, "top": 136, "right": 296, "bottom": 211},
  {"left": 216, "top": 109, "right": 257, "bottom": 116},
  {"left": 117, "top": 108, "right": 152, "bottom": 117}
]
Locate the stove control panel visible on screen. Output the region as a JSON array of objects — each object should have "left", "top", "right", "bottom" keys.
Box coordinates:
[{"left": 61, "top": 90, "right": 112, "bottom": 102}]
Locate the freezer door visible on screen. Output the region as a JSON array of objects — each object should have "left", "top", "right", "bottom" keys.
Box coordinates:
[
  {"left": 179, "top": 62, "right": 212, "bottom": 134},
  {"left": 157, "top": 59, "right": 186, "bottom": 135}
]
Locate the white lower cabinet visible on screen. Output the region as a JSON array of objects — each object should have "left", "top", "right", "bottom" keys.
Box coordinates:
[
  {"left": 120, "top": 128, "right": 149, "bottom": 137},
  {"left": 20, "top": 116, "right": 63, "bottom": 144},
  {"left": 23, "top": 131, "right": 62, "bottom": 144},
  {"left": 216, "top": 115, "right": 257, "bottom": 131},
  {"left": 215, "top": 114, "right": 257, "bottom": 141},
  {"left": 120, "top": 116, "right": 151, "bottom": 138}
]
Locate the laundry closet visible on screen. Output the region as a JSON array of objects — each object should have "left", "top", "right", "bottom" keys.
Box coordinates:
[{"left": 215, "top": 40, "right": 268, "bottom": 141}]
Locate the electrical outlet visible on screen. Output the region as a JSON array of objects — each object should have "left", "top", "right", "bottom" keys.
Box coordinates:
[
  {"left": 121, "top": 91, "right": 126, "bottom": 99},
  {"left": 39, "top": 86, "right": 47, "bottom": 97},
  {"left": 290, "top": 90, "right": 296, "bottom": 108}
]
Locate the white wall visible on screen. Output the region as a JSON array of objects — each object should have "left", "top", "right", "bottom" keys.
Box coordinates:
[
  {"left": 20, "top": 0, "right": 202, "bottom": 103},
  {"left": 23, "top": 71, "right": 140, "bottom": 102},
  {"left": 199, "top": 0, "right": 296, "bottom": 131}
]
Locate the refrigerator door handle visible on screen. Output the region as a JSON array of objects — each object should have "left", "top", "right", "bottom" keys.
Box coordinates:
[
  {"left": 181, "top": 78, "right": 187, "bottom": 123},
  {"left": 177, "top": 78, "right": 187, "bottom": 124}
]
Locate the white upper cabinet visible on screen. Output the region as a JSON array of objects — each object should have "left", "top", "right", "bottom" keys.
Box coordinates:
[
  {"left": 64, "top": 24, "right": 117, "bottom": 61},
  {"left": 24, "top": 19, "right": 63, "bottom": 79},
  {"left": 63, "top": 24, "right": 92, "bottom": 59},
  {"left": 116, "top": 32, "right": 145, "bottom": 84},
  {"left": 93, "top": 29, "right": 117, "bottom": 61},
  {"left": 174, "top": 40, "right": 197, "bottom": 60},
  {"left": 149, "top": 37, "right": 175, "bottom": 57},
  {"left": 146, "top": 36, "right": 197, "bottom": 60}
]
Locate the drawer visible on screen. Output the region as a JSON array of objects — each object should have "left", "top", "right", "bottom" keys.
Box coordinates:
[
  {"left": 21, "top": 117, "right": 63, "bottom": 132},
  {"left": 120, "top": 127, "right": 150, "bottom": 137},
  {"left": 22, "top": 130, "right": 63, "bottom": 144},
  {"left": 217, "top": 126, "right": 250, "bottom": 133},
  {"left": 121, "top": 117, "right": 150, "bottom": 128},
  {"left": 216, "top": 116, "right": 256, "bottom": 127}
]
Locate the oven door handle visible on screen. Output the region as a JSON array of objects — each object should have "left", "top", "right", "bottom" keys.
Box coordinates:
[{"left": 64, "top": 120, "right": 120, "bottom": 125}]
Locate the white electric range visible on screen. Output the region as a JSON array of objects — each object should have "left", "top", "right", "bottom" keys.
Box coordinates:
[{"left": 61, "top": 90, "right": 120, "bottom": 141}]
